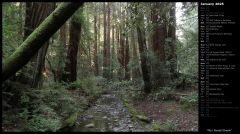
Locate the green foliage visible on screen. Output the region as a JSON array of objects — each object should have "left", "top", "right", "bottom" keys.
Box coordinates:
[
  {"left": 128, "top": 58, "right": 139, "bottom": 71},
  {"left": 3, "top": 76, "right": 104, "bottom": 132},
  {"left": 149, "top": 86, "right": 175, "bottom": 101},
  {"left": 152, "top": 120, "right": 177, "bottom": 132},
  {"left": 25, "top": 106, "right": 61, "bottom": 132},
  {"left": 109, "top": 80, "right": 144, "bottom": 117},
  {"left": 108, "top": 80, "right": 143, "bottom": 99},
  {"left": 109, "top": 80, "right": 132, "bottom": 90},
  {"left": 122, "top": 97, "right": 147, "bottom": 127},
  {"left": 17, "top": 90, "right": 63, "bottom": 132},
  {"left": 77, "top": 6, "right": 94, "bottom": 78},
  {"left": 123, "top": 98, "right": 138, "bottom": 118},
  {"left": 12, "top": 83, "right": 82, "bottom": 131},
  {"left": 81, "top": 77, "right": 99, "bottom": 95},
  {"left": 69, "top": 77, "right": 101, "bottom": 95},
  {"left": 110, "top": 53, "right": 121, "bottom": 80},
  {"left": 64, "top": 113, "right": 78, "bottom": 127},
  {"left": 46, "top": 35, "right": 68, "bottom": 79},
  {"left": 2, "top": 2, "right": 24, "bottom": 59},
  {"left": 177, "top": 3, "right": 198, "bottom": 77},
  {"left": 179, "top": 92, "right": 198, "bottom": 109}
]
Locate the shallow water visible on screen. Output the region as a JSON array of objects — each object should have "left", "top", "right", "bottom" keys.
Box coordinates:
[{"left": 70, "top": 91, "right": 148, "bottom": 132}]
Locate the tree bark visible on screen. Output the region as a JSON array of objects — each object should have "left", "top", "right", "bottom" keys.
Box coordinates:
[
  {"left": 103, "top": 2, "right": 111, "bottom": 79},
  {"left": 151, "top": 3, "right": 170, "bottom": 88},
  {"left": 94, "top": 5, "right": 99, "bottom": 76},
  {"left": 2, "top": 2, "right": 83, "bottom": 82},
  {"left": 134, "top": 4, "right": 151, "bottom": 94},
  {"left": 98, "top": 5, "right": 101, "bottom": 75},
  {"left": 107, "top": 3, "right": 111, "bottom": 79},
  {"left": 125, "top": 36, "right": 130, "bottom": 80},
  {"left": 32, "top": 3, "right": 56, "bottom": 87},
  {"left": 168, "top": 3, "right": 177, "bottom": 79},
  {"left": 20, "top": 3, "right": 55, "bottom": 87},
  {"left": 124, "top": 7, "right": 130, "bottom": 80},
  {"left": 103, "top": 3, "right": 107, "bottom": 78},
  {"left": 57, "top": 23, "right": 67, "bottom": 82},
  {"left": 131, "top": 29, "right": 141, "bottom": 78},
  {"left": 111, "top": 6, "right": 115, "bottom": 79},
  {"left": 118, "top": 3, "right": 125, "bottom": 80},
  {"left": 64, "top": 10, "right": 82, "bottom": 82}
]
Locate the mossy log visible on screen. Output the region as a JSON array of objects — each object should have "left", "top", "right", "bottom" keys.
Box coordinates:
[{"left": 2, "top": 2, "right": 83, "bottom": 81}]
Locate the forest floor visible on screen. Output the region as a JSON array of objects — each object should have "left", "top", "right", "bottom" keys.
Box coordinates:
[
  {"left": 67, "top": 81, "right": 198, "bottom": 132},
  {"left": 133, "top": 98, "right": 198, "bottom": 131}
]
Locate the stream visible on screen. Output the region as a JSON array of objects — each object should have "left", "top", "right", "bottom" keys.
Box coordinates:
[{"left": 70, "top": 90, "right": 149, "bottom": 132}]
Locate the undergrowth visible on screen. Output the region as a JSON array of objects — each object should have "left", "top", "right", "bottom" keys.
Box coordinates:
[
  {"left": 179, "top": 92, "right": 198, "bottom": 109},
  {"left": 2, "top": 76, "right": 106, "bottom": 132},
  {"left": 152, "top": 120, "right": 177, "bottom": 132}
]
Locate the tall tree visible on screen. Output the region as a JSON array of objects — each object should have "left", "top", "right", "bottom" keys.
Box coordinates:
[
  {"left": 124, "top": 5, "right": 130, "bottom": 80},
  {"left": 64, "top": 8, "right": 82, "bottom": 82},
  {"left": 131, "top": 29, "right": 141, "bottom": 79},
  {"left": 151, "top": 3, "right": 170, "bottom": 88},
  {"left": 118, "top": 3, "right": 125, "bottom": 80},
  {"left": 56, "top": 23, "right": 67, "bottom": 82},
  {"left": 103, "top": 2, "right": 111, "bottom": 79},
  {"left": 3, "top": 2, "right": 83, "bottom": 82},
  {"left": 20, "top": 2, "right": 55, "bottom": 87},
  {"left": 168, "top": 3, "right": 177, "bottom": 79},
  {"left": 103, "top": 3, "right": 107, "bottom": 78},
  {"left": 107, "top": 3, "right": 111, "bottom": 78},
  {"left": 94, "top": 4, "right": 99, "bottom": 76},
  {"left": 111, "top": 4, "right": 115, "bottom": 79},
  {"left": 134, "top": 3, "right": 151, "bottom": 93},
  {"left": 97, "top": 3, "right": 101, "bottom": 75}
]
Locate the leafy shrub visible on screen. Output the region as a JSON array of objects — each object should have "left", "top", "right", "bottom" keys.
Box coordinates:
[
  {"left": 109, "top": 80, "right": 138, "bottom": 91},
  {"left": 41, "top": 84, "right": 80, "bottom": 116},
  {"left": 15, "top": 83, "right": 82, "bottom": 132},
  {"left": 179, "top": 92, "right": 198, "bottom": 109},
  {"left": 17, "top": 102, "right": 62, "bottom": 132},
  {"left": 67, "top": 77, "right": 102, "bottom": 96},
  {"left": 26, "top": 114, "right": 61, "bottom": 132},
  {"left": 94, "top": 76, "right": 107, "bottom": 86},
  {"left": 152, "top": 120, "right": 177, "bottom": 132},
  {"left": 149, "top": 86, "right": 175, "bottom": 101}
]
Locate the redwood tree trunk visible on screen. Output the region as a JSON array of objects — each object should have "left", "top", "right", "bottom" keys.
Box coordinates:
[
  {"left": 118, "top": 3, "right": 125, "bottom": 80},
  {"left": 22, "top": 2, "right": 55, "bottom": 87},
  {"left": 103, "top": 3, "right": 111, "bottom": 79},
  {"left": 107, "top": 3, "right": 111, "bottom": 79},
  {"left": 151, "top": 3, "right": 169, "bottom": 88},
  {"left": 134, "top": 4, "right": 151, "bottom": 94},
  {"left": 124, "top": 6, "right": 130, "bottom": 80},
  {"left": 57, "top": 23, "right": 67, "bottom": 82},
  {"left": 103, "top": 3, "right": 108, "bottom": 79},
  {"left": 64, "top": 12, "right": 82, "bottom": 82},
  {"left": 111, "top": 8, "right": 115, "bottom": 79},
  {"left": 94, "top": 5, "right": 99, "bottom": 76},
  {"left": 98, "top": 5, "right": 101, "bottom": 75},
  {"left": 125, "top": 36, "right": 130, "bottom": 80},
  {"left": 131, "top": 29, "right": 141, "bottom": 78},
  {"left": 168, "top": 3, "right": 177, "bottom": 79}
]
